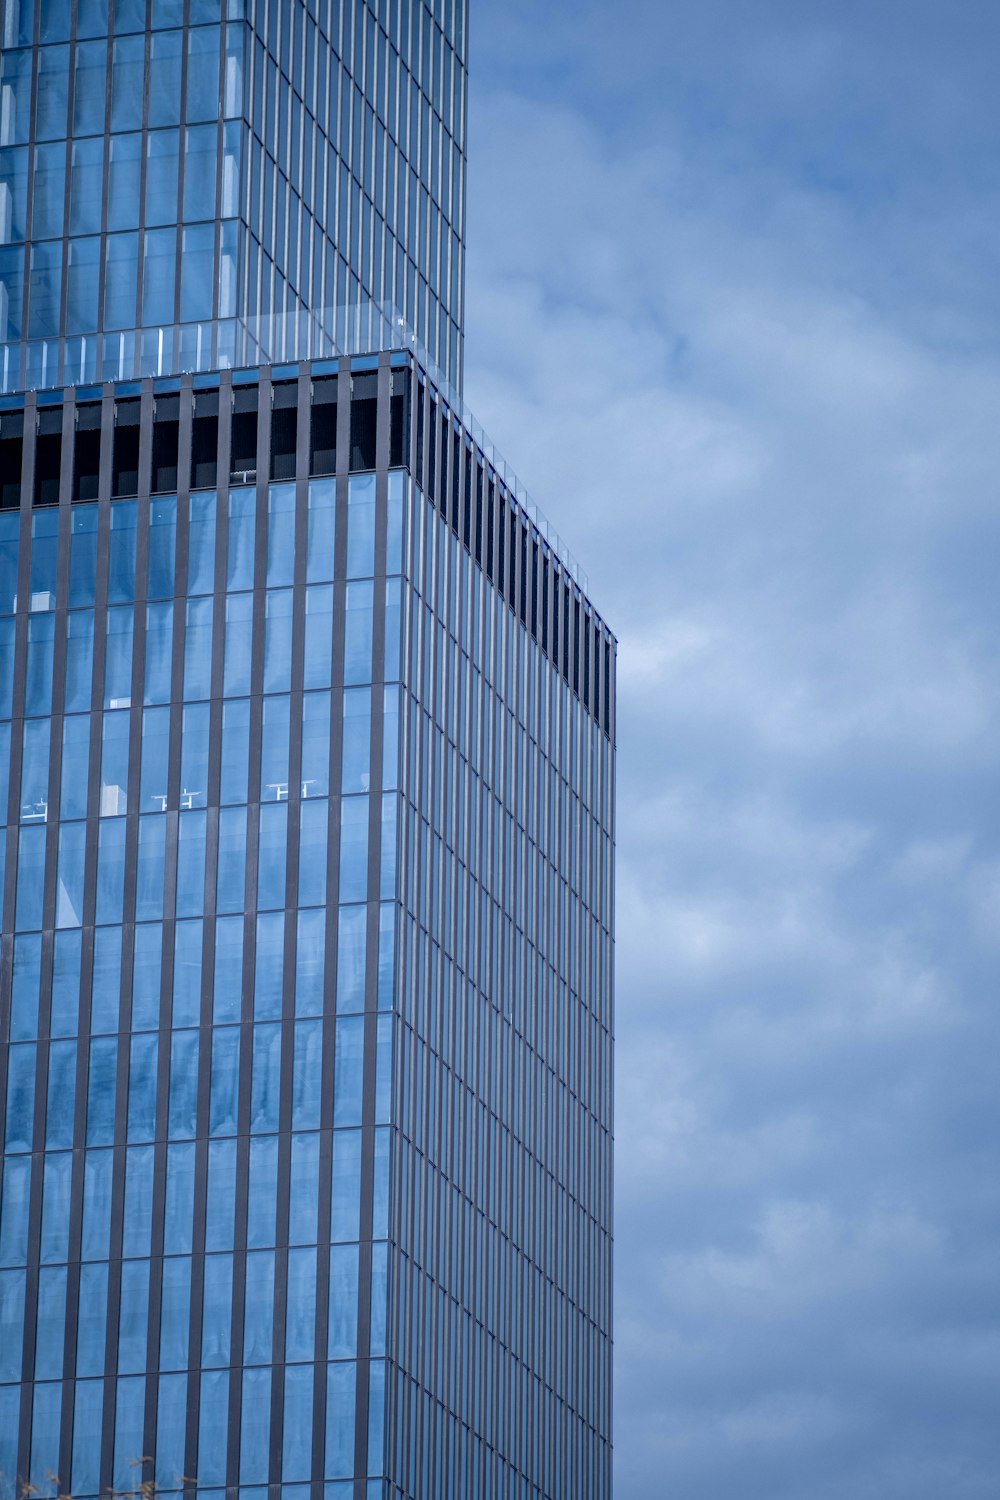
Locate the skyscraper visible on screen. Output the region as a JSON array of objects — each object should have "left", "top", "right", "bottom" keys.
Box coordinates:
[{"left": 0, "top": 5, "right": 614, "bottom": 1500}]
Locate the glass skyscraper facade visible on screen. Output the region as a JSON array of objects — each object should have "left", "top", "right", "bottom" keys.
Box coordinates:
[
  {"left": 0, "top": 0, "right": 467, "bottom": 393},
  {"left": 0, "top": 7, "right": 614, "bottom": 1500}
]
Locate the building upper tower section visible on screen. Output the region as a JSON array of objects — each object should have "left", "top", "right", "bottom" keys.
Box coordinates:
[{"left": 0, "top": 0, "right": 468, "bottom": 395}]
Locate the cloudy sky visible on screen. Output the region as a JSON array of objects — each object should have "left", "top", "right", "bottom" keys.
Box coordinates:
[{"left": 464, "top": 3, "right": 1000, "bottom": 1496}]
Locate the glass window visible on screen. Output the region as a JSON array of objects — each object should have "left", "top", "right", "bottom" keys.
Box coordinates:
[
  {"left": 78, "top": 0, "right": 109, "bottom": 36},
  {"left": 292, "top": 1021, "right": 322, "bottom": 1130},
  {"left": 253, "top": 911, "right": 283, "bottom": 1022},
  {"left": 266, "top": 482, "right": 295, "bottom": 586},
  {"left": 187, "top": 26, "right": 220, "bottom": 121},
  {"left": 4, "top": 1043, "right": 36, "bottom": 1153},
  {"left": 180, "top": 701, "right": 210, "bottom": 806},
  {"left": 222, "top": 589, "right": 252, "bottom": 696},
  {"left": 163, "top": 1140, "right": 195, "bottom": 1253},
  {"left": 20, "top": 715, "right": 50, "bottom": 822},
  {"left": 343, "top": 580, "right": 373, "bottom": 685},
  {"left": 105, "top": 604, "right": 134, "bottom": 707},
  {"left": 28, "top": 239, "right": 62, "bottom": 338},
  {"left": 180, "top": 221, "right": 214, "bottom": 321},
  {"left": 66, "top": 234, "right": 101, "bottom": 334},
  {"left": 307, "top": 478, "right": 336, "bottom": 582},
  {"left": 288, "top": 1130, "right": 319, "bottom": 1243},
  {"left": 35, "top": 45, "right": 70, "bottom": 141},
  {"left": 69, "top": 137, "right": 103, "bottom": 235},
  {"left": 303, "top": 582, "right": 333, "bottom": 689},
  {"left": 148, "top": 495, "right": 177, "bottom": 598},
  {"left": 184, "top": 121, "right": 217, "bottom": 221},
  {"left": 338, "top": 795, "right": 368, "bottom": 904},
  {"left": 176, "top": 806, "right": 207, "bottom": 916},
  {"left": 246, "top": 1134, "right": 277, "bottom": 1248},
  {"left": 333, "top": 1016, "right": 364, "bottom": 1127},
  {"left": 64, "top": 611, "right": 95, "bottom": 713},
  {"left": 0, "top": 49, "right": 32, "bottom": 148},
  {"left": 142, "top": 225, "right": 177, "bottom": 326},
  {"left": 45, "top": 1039, "right": 76, "bottom": 1148},
  {"left": 336, "top": 905, "right": 366, "bottom": 1013},
  {"left": 71, "top": 1378, "right": 102, "bottom": 1491},
  {"left": 257, "top": 802, "right": 287, "bottom": 910},
  {"left": 73, "top": 41, "right": 107, "bottom": 135},
  {"left": 0, "top": 1153, "right": 30, "bottom": 1265},
  {"left": 187, "top": 489, "right": 217, "bottom": 592},
  {"left": 325, "top": 1361, "right": 356, "bottom": 1478},
  {"left": 69, "top": 505, "right": 98, "bottom": 606},
  {"left": 284, "top": 1247, "right": 316, "bottom": 1363},
  {"left": 135, "top": 814, "right": 167, "bottom": 920},
  {"left": 149, "top": 30, "right": 183, "bottom": 128},
  {"left": 260, "top": 693, "right": 290, "bottom": 802},
  {"left": 117, "top": 1258, "right": 150, "bottom": 1370},
  {"left": 108, "top": 132, "right": 142, "bottom": 231},
  {"left": 346, "top": 472, "right": 376, "bottom": 577},
  {"left": 55, "top": 819, "right": 86, "bottom": 926},
  {"left": 227, "top": 487, "right": 255, "bottom": 590},
  {"left": 0, "top": 1269, "right": 26, "bottom": 1380},
  {"left": 15, "top": 822, "right": 46, "bottom": 931},
  {"left": 10, "top": 937, "right": 41, "bottom": 1043},
  {"left": 200, "top": 1253, "right": 232, "bottom": 1367},
  {"left": 204, "top": 1138, "right": 236, "bottom": 1250},
  {"left": 108, "top": 499, "right": 137, "bottom": 602},
  {"left": 132, "top": 922, "right": 162, "bottom": 1028},
  {"left": 145, "top": 127, "right": 180, "bottom": 226},
  {"left": 121, "top": 1142, "right": 154, "bottom": 1255},
  {"left": 167, "top": 1028, "right": 199, "bottom": 1138},
  {"left": 183, "top": 594, "right": 213, "bottom": 699},
  {"left": 104, "top": 231, "right": 139, "bottom": 330},
  {"left": 249, "top": 1023, "right": 280, "bottom": 1133},
  {"left": 111, "top": 35, "right": 145, "bottom": 133},
  {"left": 90, "top": 924, "right": 122, "bottom": 1033},
  {"left": 158, "top": 1255, "right": 191, "bottom": 1370},
  {"left": 86, "top": 1036, "right": 118, "bottom": 1144},
  {"left": 240, "top": 1365, "right": 271, "bottom": 1482},
  {"left": 341, "top": 687, "right": 371, "bottom": 793},
  {"left": 0, "top": 243, "right": 24, "bottom": 340},
  {"left": 196, "top": 1367, "right": 228, "bottom": 1487},
  {"left": 173, "top": 918, "right": 203, "bottom": 1028},
  {"left": 220, "top": 696, "right": 250, "bottom": 803},
  {"left": 0, "top": 145, "right": 29, "bottom": 243},
  {"left": 100, "top": 707, "right": 130, "bottom": 815},
  {"left": 216, "top": 803, "right": 246, "bottom": 914},
  {"left": 263, "top": 588, "right": 293, "bottom": 693},
  {"left": 31, "top": 141, "right": 66, "bottom": 239},
  {"left": 300, "top": 691, "right": 330, "bottom": 798},
  {"left": 213, "top": 913, "right": 243, "bottom": 1023},
  {"left": 127, "top": 1033, "right": 158, "bottom": 1141},
  {"left": 51, "top": 930, "right": 82, "bottom": 1036},
  {"left": 144, "top": 600, "right": 173, "bottom": 705}
]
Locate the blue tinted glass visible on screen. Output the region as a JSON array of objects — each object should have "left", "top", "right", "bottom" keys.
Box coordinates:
[
  {"left": 253, "top": 910, "right": 282, "bottom": 1020},
  {"left": 263, "top": 588, "right": 293, "bottom": 692},
  {"left": 325, "top": 1361, "right": 356, "bottom": 1478},
  {"left": 66, "top": 234, "right": 101, "bottom": 333},
  {"left": 197, "top": 1368, "right": 229, "bottom": 1486},
  {"left": 140, "top": 705, "right": 170, "bottom": 812},
  {"left": 136, "top": 813, "right": 167, "bottom": 919},
  {"left": 28, "top": 239, "right": 61, "bottom": 338},
  {"left": 292, "top": 1023, "right": 322, "bottom": 1130},
  {"left": 187, "top": 490, "right": 217, "bottom": 592},
  {"left": 380, "top": 793, "right": 397, "bottom": 899},
  {"left": 159, "top": 1256, "right": 191, "bottom": 1370},
  {"left": 78, "top": 0, "right": 109, "bottom": 36},
  {"left": 113, "top": 1376, "right": 145, "bottom": 1490},
  {"left": 29, "top": 507, "right": 58, "bottom": 602},
  {"left": 39, "top": 1152, "right": 72, "bottom": 1263},
  {"left": 249, "top": 1023, "right": 280, "bottom": 1132},
  {"left": 298, "top": 797, "right": 327, "bottom": 908},
  {"left": 184, "top": 122, "right": 218, "bottom": 219},
  {"left": 15, "top": 821, "right": 46, "bottom": 931},
  {"left": 184, "top": 594, "right": 213, "bottom": 698},
  {"left": 333, "top": 1016, "right": 364, "bottom": 1127},
  {"left": 246, "top": 1134, "right": 277, "bottom": 1248},
  {"left": 90, "top": 924, "right": 122, "bottom": 1032},
  {"left": 142, "top": 225, "right": 177, "bottom": 325},
  {"left": 0, "top": 244, "right": 24, "bottom": 340},
  {"left": 266, "top": 482, "right": 295, "bottom": 587},
  {"left": 68, "top": 505, "right": 98, "bottom": 605},
  {"left": 0, "top": 1269, "right": 26, "bottom": 1380},
  {"left": 143, "top": 600, "right": 173, "bottom": 705},
  {"left": 204, "top": 1138, "right": 236, "bottom": 1250},
  {"left": 227, "top": 488, "right": 255, "bottom": 590},
  {"left": 0, "top": 1154, "right": 31, "bottom": 1265},
  {"left": 64, "top": 611, "right": 94, "bottom": 712},
  {"left": 87, "top": 1036, "right": 118, "bottom": 1143},
  {"left": 108, "top": 132, "right": 142, "bottom": 230},
  {"left": 149, "top": 30, "right": 183, "bottom": 127},
  {"left": 30, "top": 1381, "right": 62, "bottom": 1489},
  {"left": 121, "top": 1143, "right": 154, "bottom": 1256},
  {"left": 69, "top": 138, "right": 104, "bottom": 234},
  {"left": 73, "top": 41, "right": 107, "bottom": 134},
  {"left": 338, "top": 795, "right": 368, "bottom": 904},
  {"left": 372, "top": 1126, "right": 390, "bottom": 1238},
  {"left": 213, "top": 913, "right": 243, "bottom": 1022},
  {"left": 296, "top": 908, "right": 324, "bottom": 1016},
  {"left": 51, "top": 930, "right": 82, "bottom": 1035},
  {"left": 336, "top": 905, "right": 366, "bottom": 1013},
  {"left": 346, "top": 473, "right": 376, "bottom": 577},
  {"left": 0, "top": 145, "right": 29, "bottom": 241},
  {"left": 20, "top": 715, "right": 51, "bottom": 821},
  {"left": 55, "top": 819, "right": 86, "bottom": 926},
  {"left": 220, "top": 696, "right": 250, "bottom": 803},
  {"left": 167, "top": 1028, "right": 199, "bottom": 1138},
  {"left": 307, "top": 478, "right": 336, "bottom": 582},
  {"left": 111, "top": 35, "right": 145, "bottom": 131},
  {"left": 0, "top": 511, "right": 19, "bottom": 610},
  {"left": 201, "top": 1254, "right": 233, "bottom": 1366},
  {"left": 0, "top": 50, "right": 32, "bottom": 146},
  {"left": 80, "top": 1151, "right": 113, "bottom": 1260},
  {"left": 44, "top": 1039, "right": 76, "bottom": 1148},
  {"left": 156, "top": 1372, "right": 187, "bottom": 1490},
  {"left": 117, "top": 1258, "right": 150, "bottom": 1371},
  {"left": 387, "top": 471, "right": 405, "bottom": 573},
  {"left": 105, "top": 605, "right": 133, "bottom": 707},
  {"left": 31, "top": 141, "right": 65, "bottom": 238},
  {"left": 104, "top": 231, "right": 139, "bottom": 330},
  {"left": 223, "top": 590, "right": 252, "bottom": 696},
  {"left": 216, "top": 803, "right": 246, "bottom": 914},
  {"left": 180, "top": 700, "right": 210, "bottom": 806},
  {"left": 99, "top": 707, "right": 129, "bottom": 818},
  {"left": 132, "top": 922, "right": 162, "bottom": 1028},
  {"left": 145, "top": 128, "right": 180, "bottom": 226},
  {"left": 382, "top": 685, "right": 399, "bottom": 790},
  {"left": 108, "top": 499, "right": 137, "bottom": 602},
  {"left": 71, "top": 1378, "right": 103, "bottom": 1489},
  {"left": 35, "top": 45, "right": 70, "bottom": 140},
  {"left": 240, "top": 1366, "right": 271, "bottom": 1483},
  {"left": 148, "top": 495, "right": 177, "bottom": 596},
  {"left": 343, "top": 580, "right": 373, "bottom": 684},
  {"left": 300, "top": 691, "right": 330, "bottom": 798},
  {"left": 285, "top": 1247, "right": 317, "bottom": 1362},
  {"left": 283, "top": 1364, "right": 313, "bottom": 1480},
  {"left": 328, "top": 1243, "right": 358, "bottom": 1359},
  {"left": 180, "top": 221, "right": 214, "bottom": 320},
  {"left": 187, "top": 26, "right": 221, "bottom": 121},
  {"left": 4, "top": 1044, "right": 35, "bottom": 1152},
  {"left": 96, "top": 816, "right": 127, "bottom": 922},
  {"left": 0, "top": 618, "right": 14, "bottom": 715},
  {"left": 10, "top": 933, "right": 41, "bottom": 1039},
  {"left": 260, "top": 693, "right": 290, "bottom": 799},
  {"left": 304, "top": 583, "right": 333, "bottom": 688},
  {"left": 176, "top": 807, "right": 207, "bottom": 916},
  {"left": 341, "top": 687, "right": 371, "bottom": 793},
  {"left": 257, "top": 802, "right": 287, "bottom": 910},
  {"left": 242, "top": 1249, "right": 274, "bottom": 1361},
  {"left": 173, "top": 918, "right": 203, "bottom": 1027},
  {"left": 163, "top": 1141, "right": 195, "bottom": 1253}
]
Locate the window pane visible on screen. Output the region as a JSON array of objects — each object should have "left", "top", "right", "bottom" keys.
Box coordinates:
[
  {"left": 149, "top": 30, "right": 183, "bottom": 128},
  {"left": 69, "top": 137, "right": 103, "bottom": 235},
  {"left": 108, "top": 132, "right": 142, "bottom": 231},
  {"left": 183, "top": 122, "right": 217, "bottom": 221},
  {"left": 145, "top": 128, "right": 180, "bottom": 226},
  {"left": 73, "top": 41, "right": 107, "bottom": 135}
]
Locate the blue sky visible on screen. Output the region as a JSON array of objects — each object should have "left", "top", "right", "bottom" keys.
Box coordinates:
[{"left": 464, "top": 3, "right": 1000, "bottom": 1496}]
